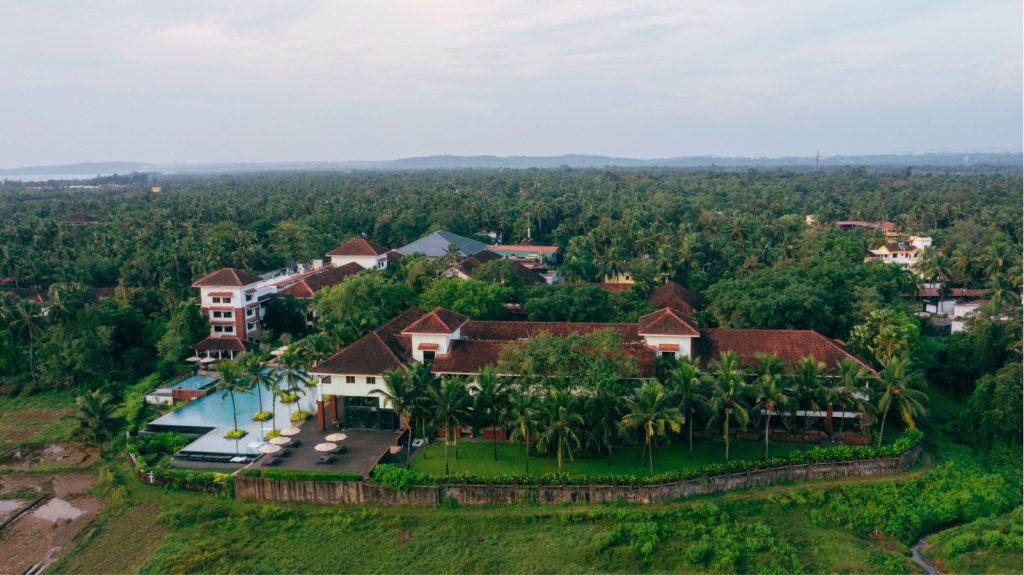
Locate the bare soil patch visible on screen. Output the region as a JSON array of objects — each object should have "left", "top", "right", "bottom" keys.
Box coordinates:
[{"left": 0, "top": 442, "right": 97, "bottom": 470}]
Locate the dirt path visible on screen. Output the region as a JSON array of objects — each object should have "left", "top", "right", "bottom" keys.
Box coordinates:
[{"left": 911, "top": 539, "right": 940, "bottom": 574}]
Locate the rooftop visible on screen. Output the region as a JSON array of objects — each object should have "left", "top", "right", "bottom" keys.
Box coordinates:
[
  {"left": 326, "top": 237, "right": 391, "bottom": 257},
  {"left": 192, "top": 268, "right": 264, "bottom": 288},
  {"left": 396, "top": 230, "right": 488, "bottom": 258}
]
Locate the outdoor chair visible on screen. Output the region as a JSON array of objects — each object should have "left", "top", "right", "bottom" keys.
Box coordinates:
[
  {"left": 290, "top": 439, "right": 302, "bottom": 448},
  {"left": 337, "top": 446, "right": 348, "bottom": 454},
  {"left": 315, "top": 455, "right": 336, "bottom": 465},
  {"left": 280, "top": 449, "right": 292, "bottom": 458},
  {"left": 263, "top": 457, "right": 282, "bottom": 466}
]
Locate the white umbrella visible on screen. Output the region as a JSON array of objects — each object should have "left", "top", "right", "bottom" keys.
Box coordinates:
[
  {"left": 186, "top": 356, "right": 203, "bottom": 362},
  {"left": 269, "top": 436, "right": 291, "bottom": 445},
  {"left": 325, "top": 433, "right": 347, "bottom": 442},
  {"left": 280, "top": 427, "right": 301, "bottom": 436},
  {"left": 200, "top": 357, "right": 217, "bottom": 364},
  {"left": 258, "top": 444, "right": 282, "bottom": 454},
  {"left": 314, "top": 442, "right": 338, "bottom": 452}
]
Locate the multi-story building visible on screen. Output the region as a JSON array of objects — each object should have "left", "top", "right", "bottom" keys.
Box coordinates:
[
  {"left": 325, "top": 238, "right": 393, "bottom": 270},
  {"left": 190, "top": 268, "right": 274, "bottom": 360},
  {"left": 865, "top": 235, "right": 933, "bottom": 267}
]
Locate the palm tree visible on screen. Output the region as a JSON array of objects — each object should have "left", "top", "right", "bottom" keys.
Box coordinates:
[
  {"left": 663, "top": 357, "right": 709, "bottom": 457},
  {"left": 215, "top": 360, "right": 252, "bottom": 435},
  {"left": 471, "top": 364, "right": 507, "bottom": 461},
  {"left": 584, "top": 389, "right": 621, "bottom": 466},
  {"left": 875, "top": 354, "right": 928, "bottom": 447},
  {"left": 706, "top": 351, "right": 750, "bottom": 461},
  {"left": 5, "top": 299, "right": 45, "bottom": 385},
  {"left": 242, "top": 352, "right": 274, "bottom": 417},
  {"left": 834, "top": 358, "right": 872, "bottom": 435},
  {"left": 621, "top": 381, "right": 683, "bottom": 474},
  {"left": 790, "top": 356, "right": 826, "bottom": 431},
  {"left": 426, "top": 376, "right": 471, "bottom": 475},
  {"left": 536, "top": 389, "right": 584, "bottom": 473},
  {"left": 507, "top": 392, "right": 541, "bottom": 474},
  {"left": 66, "top": 390, "right": 118, "bottom": 452},
  {"left": 371, "top": 368, "right": 419, "bottom": 467},
  {"left": 749, "top": 353, "right": 792, "bottom": 458},
  {"left": 916, "top": 247, "right": 951, "bottom": 287},
  {"left": 275, "top": 344, "right": 309, "bottom": 418},
  {"left": 409, "top": 362, "right": 438, "bottom": 459}
]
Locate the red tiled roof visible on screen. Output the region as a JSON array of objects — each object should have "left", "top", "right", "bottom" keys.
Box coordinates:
[
  {"left": 695, "top": 328, "right": 873, "bottom": 373},
  {"left": 277, "top": 263, "right": 363, "bottom": 298},
  {"left": 194, "top": 336, "right": 247, "bottom": 352},
  {"left": 191, "top": 268, "right": 263, "bottom": 288},
  {"left": 917, "top": 287, "right": 989, "bottom": 298},
  {"left": 637, "top": 307, "right": 700, "bottom": 336},
  {"left": 487, "top": 245, "right": 559, "bottom": 252},
  {"left": 460, "top": 320, "right": 641, "bottom": 342},
  {"left": 326, "top": 238, "right": 390, "bottom": 257},
  {"left": 431, "top": 339, "right": 657, "bottom": 378},
  {"left": 455, "top": 250, "right": 502, "bottom": 275},
  {"left": 647, "top": 281, "right": 705, "bottom": 314},
  {"left": 1, "top": 287, "right": 47, "bottom": 302},
  {"left": 386, "top": 250, "right": 403, "bottom": 263},
  {"left": 402, "top": 307, "right": 469, "bottom": 334},
  {"left": 312, "top": 307, "right": 427, "bottom": 375}
]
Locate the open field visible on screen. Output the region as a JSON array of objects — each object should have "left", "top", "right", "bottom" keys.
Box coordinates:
[
  {"left": 0, "top": 392, "right": 77, "bottom": 450},
  {"left": 411, "top": 438, "right": 807, "bottom": 477}
]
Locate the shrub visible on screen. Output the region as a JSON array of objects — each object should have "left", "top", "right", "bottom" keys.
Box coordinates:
[
  {"left": 252, "top": 411, "right": 273, "bottom": 422},
  {"left": 224, "top": 429, "right": 247, "bottom": 439},
  {"left": 369, "top": 464, "right": 434, "bottom": 492},
  {"left": 265, "top": 429, "right": 282, "bottom": 440},
  {"left": 290, "top": 410, "right": 312, "bottom": 422}
]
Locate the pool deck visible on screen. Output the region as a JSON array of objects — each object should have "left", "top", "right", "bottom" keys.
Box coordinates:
[{"left": 258, "top": 424, "right": 400, "bottom": 476}]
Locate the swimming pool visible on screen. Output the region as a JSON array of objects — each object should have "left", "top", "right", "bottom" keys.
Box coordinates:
[{"left": 147, "top": 375, "right": 320, "bottom": 456}]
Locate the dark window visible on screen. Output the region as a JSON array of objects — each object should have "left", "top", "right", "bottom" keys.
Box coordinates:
[
  {"left": 423, "top": 351, "right": 436, "bottom": 363},
  {"left": 366, "top": 376, "right": 376, "bottom": 384},
  {"left": 345, "top": 376, "right": 355, "bottom": 384}
]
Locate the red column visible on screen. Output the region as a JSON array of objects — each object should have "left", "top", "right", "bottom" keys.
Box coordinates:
[
  {"left": 826, "top": 404, "right": 834, "bottom": 437},
  {"left": 329, "top": 396, "right": 339, "bottom": 428},
  {"left": 316, "top": 399, "right": 326, "bottom": 432}
]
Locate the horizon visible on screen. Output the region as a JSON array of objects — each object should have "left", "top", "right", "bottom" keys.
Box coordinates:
[{"left": 3, "top": 1, "right": 1021, "bottom": 167}]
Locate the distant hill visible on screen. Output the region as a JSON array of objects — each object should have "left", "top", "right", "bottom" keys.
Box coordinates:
[{"left": 2, "top": 152, "right": 1020, "bottom": 179}]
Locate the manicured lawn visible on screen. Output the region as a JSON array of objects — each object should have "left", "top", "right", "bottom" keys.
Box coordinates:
[
  {"left": 0, "top": 391, "right": 77, "bottom": 450},
  {"left": 410, "top": 438, "right": 808, "bottom": 477}
]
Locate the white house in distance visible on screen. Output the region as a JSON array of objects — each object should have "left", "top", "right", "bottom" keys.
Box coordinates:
[
  {"left": 866, "top": 235, "right": 933, "bottom": 267},
  {"left": 325, "top": 238, "right": 393, "bottom": 270}
]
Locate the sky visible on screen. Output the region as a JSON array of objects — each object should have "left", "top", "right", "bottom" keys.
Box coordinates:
[{"left": 1, "top": 0, "right": 1021, "bottom": 166}]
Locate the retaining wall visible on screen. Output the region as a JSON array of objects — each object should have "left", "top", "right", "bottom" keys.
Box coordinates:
[{"left": 234, "top": 444, "right": 923, "bottom": 506}]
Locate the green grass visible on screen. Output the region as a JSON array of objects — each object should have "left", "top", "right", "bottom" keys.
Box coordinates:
[
  {"left": 410, "top": 438, "right": 807, "bottom": 477},
  {"left": 923, "top": 507, "right": 1023, "bottom": 574},
  {"left": 0, "top": 390, "right": 77, "bottom": 450}
]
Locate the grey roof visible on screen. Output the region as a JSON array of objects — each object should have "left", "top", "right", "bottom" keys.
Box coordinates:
[{"left": 396, "top": 230, "right": 488, "bottom": 258}]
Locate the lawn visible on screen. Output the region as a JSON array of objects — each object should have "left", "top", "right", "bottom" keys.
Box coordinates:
[
  {"left": 0, "top": 391, "right": 77, "bottom": 450},
  {"left": 410, "top": 438, "right": 807, "bottom": 477}
]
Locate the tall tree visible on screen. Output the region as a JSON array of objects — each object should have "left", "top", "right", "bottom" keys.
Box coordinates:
[
  {"left": 876, "top": 354, "right": 928, "bottom": 446},
  {"left": 507, "top": 392, "right": 541, "bottom": 474},
  {"left": 536, "top": 389, "right": 584, "bottom": 473},
  {"left": 215, "top": 359, "right": 252, "bottom": 435},
  {"left": 706, "top": 351, "right": 750, "bottom": 461},
  {"left": 66, "top": 390, "right": 118, "bottom": 452},
  {"left": 663, "top": 357, "right": 709, "bottom": 457},
  {"left": 426, "top": 376, "right": 471, "bottom": 475},
  {"left": 471, "top": 364, "right": 507, "bottom": 461},
  {"left": 621, "top": 381, "right": 683, "bottom": 474},
  {"left": 371, "top": 368, "right": 419, "bottom": 467},
  {"left": 749, "top": 353, "right": 792, "bottom": 458}
]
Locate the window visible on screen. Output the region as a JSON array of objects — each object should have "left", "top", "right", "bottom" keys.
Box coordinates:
[
  {"left": 366, "top": 376, "right": 376, "bottom": 384},
  {"left": 245, "top": 294, "right": 253, "bottom": 302},
  {"left": 212, "top": 310, "right": 233, "bottom": 319},
  {"left": 423, "top": 351, "right": 436, "bottom": 363},
  {"left": 246, "top": 308, "right": 255, "bottom": 317},
  {"left": 247, "top": 322, "right": 255, "bottom": 331},
  {"left": 661, "top": 351, "right": 675, "bottom": 358},
  {"left": 213, "top": 325, "right": 234, "bottom": 334},
  {"left": 345, "top": 376, "right": 356, "bottom": 384},
  {"left": 211, "top": 296, "right": 233, "bottom": 304}
]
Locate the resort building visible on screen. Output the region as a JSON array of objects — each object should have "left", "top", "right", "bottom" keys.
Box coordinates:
[
  {"left": 442, "top": 250, "right": 545, "bottom": 285},
  {"left": 325, "top": 238, "right": 393, "bottom": 270},
  {"left": 396, "top": 230, "right": 488, "bottom": 258},
  {"left": 190, "top": 267, "right": 274, "bottom": 360},
  {"left": 308, "top": 284, "right": 869, "bottom": 431},
  {"left": 836, "top": 220, "right": 900, "bottom": 236}
]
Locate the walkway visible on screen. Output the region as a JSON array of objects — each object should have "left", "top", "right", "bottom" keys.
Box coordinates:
[{"left": 269, "top": 422, "right": 399, "bottom": 476}]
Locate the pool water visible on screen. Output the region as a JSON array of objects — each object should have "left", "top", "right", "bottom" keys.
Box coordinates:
[{"left": 147, "top": 376, "right": 321, "bottom": 456}]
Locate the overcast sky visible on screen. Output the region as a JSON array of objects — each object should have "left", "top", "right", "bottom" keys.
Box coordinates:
[{"left": 2, "top": 1, "right": 1021, "bottom": 166}]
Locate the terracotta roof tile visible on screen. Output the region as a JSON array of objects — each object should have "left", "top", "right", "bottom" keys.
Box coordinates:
[
  {"left": 695, "top": 328, "right": 873, "bottom": 373},
  {"left": 194, "top": 336, "right": 248, "bottom": 352},
  {"left": 311, "top": 307, "right": 427, "bottom": 375},
  {"left": 191, "top": 268, "right": 263, "bottom": 287},
  {"left": 326, "top": 238, "right": 390, "bottom": 257},
  {"left": 402, "top": 307, "right": 469, "bottom": 334},
  {"left": 277, "top": 263, "right": 363, "bottom": 298},
  {"left": 647, "top": 281, "right": 705, "bottom": 313},
  {"left": 637, "top": 307, "right": 700, "bottom": 336}
]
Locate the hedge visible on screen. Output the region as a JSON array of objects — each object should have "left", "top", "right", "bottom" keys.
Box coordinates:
[
  {"left": 127, "top": 439, "right": 234, "bottom": 495},
  {"left": 370, "top": 430, "right": 924, "bottom": 490},
  {"left": 239, "top": 468, "right": 362, "bottom": 482}
]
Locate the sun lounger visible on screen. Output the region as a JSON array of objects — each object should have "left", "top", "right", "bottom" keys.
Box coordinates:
[{"left": 315, "top": 455, "right": 336, "bottom": 465}]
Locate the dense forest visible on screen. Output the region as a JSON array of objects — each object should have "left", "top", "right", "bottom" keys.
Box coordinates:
[{"left": 0, "top": 168, "right": 1019, "bottom": 398}]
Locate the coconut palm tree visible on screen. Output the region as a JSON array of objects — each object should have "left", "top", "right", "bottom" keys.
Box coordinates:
[
  {"left": 425, "top": 376, "right": 471, "bottom": 475},
  {"left": 371, "top": 368, "right": 419, "bottom": 467},
  {"left": 584, "top": 389, "right": 622, "bottom": 466},
  {"left": 215, "top": 360, "right": 252, "bottom": 436},
  {"left": 508, "top": 392, "right": 541, "bottom": 474},
  {"left": 66, "top": 390, "right": 118, "bottom": 452},
  {"left": 5, "top": 298, "right": 45, "bottom": 386},
  {"left": 663, "top": 357, "right": 709, "bottom": 457},
  {"left": 876, "top": 354, "right": 928, "bottom": 446},
  {"left": 536, "top": 389, "right": 584, "bottom": 473},
  {"left": 621, "top": 381, "right": 683, "bottom": 474},
  {"left": 834, "top": 358, "right": 873, "bottom": 435},
  {"left": 242, "top": 352, "right": 274, "bottom": 417},
  {"left": 790, "top": 356, "right": 826, "bottom": 431},
  {"left": 409, "top": 362, "right": 438, "bottom": 459},
  {"left": 706, "top": 351, "right": 750, "bottom": 461},
  {"left": 749, "top": 353, "right": 792, "bottom": 458},
  {"left": 275, "top": 344, "right": 309, "bottom": 418},
  {"left": 471, "top": 364, "right": 507, "bottom": 461}
]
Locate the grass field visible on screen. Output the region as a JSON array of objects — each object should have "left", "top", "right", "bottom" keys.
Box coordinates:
[
  {"left": 410, "top": 438, "right": 807, "bottom": 477},
  {"left": 0, "top": 391, "right": 77, "bottom": 450}
]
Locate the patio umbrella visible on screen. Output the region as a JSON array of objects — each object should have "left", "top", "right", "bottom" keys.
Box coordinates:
[
  {"left": 325, "top": 433, "right": 347, "bottom": 442},
  {"left": 281, "top": 427, "right": 301, "bottom": 436},
  {"left": 314, "top": 442, "right": 338, "bottom": 452},
  {"left": 186, "top": 356, "right": 203, "bottom": 362},
  {"left": 200, "top": 357, "right": 217, "bottom": 364},
  {"left": 269, "top": 436, "right": 291, "bottom": 445},
  {"left": 258, "top": 444, "right": 282, "bottom": 454}
]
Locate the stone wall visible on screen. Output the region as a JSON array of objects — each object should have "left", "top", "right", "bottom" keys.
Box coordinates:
[{"left": 234, "top": 444, "right": 923, "bottom": 506}]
